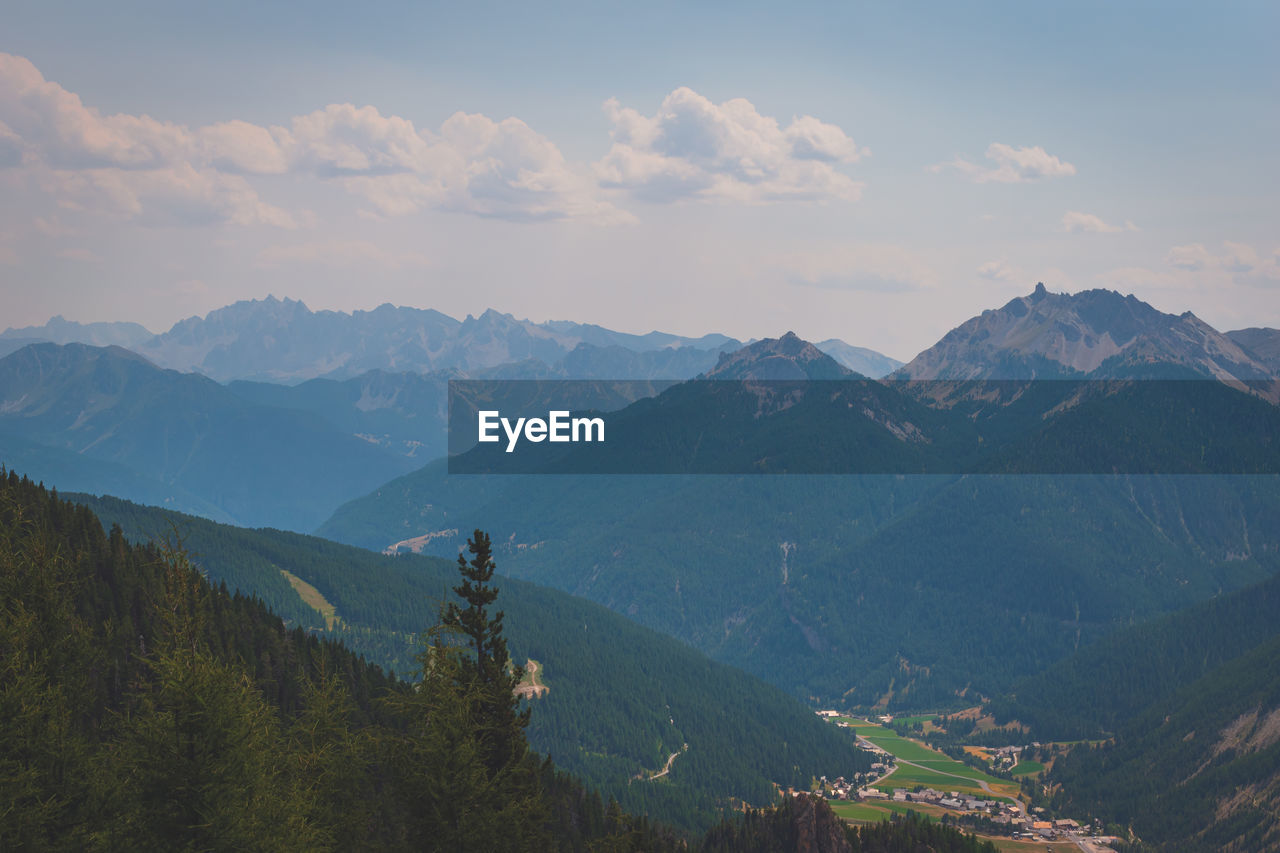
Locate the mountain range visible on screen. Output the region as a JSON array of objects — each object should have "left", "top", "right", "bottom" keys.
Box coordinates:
[
  {"left": 5, "top": 281, "right": 1280, "bottom": 848},
  {"left": 894, "top": 282, "right": 1275, "bottom": 383},
  {"left": 0, "top": 314, "right": 154, "bottom": 357},
  {"left": 4, "top": 297, "right": 902, "bottom": 383},
  {"left": 0, "top": 343, "right": 417, "bottom": 531},
  {"left": 319, "top": 284, "right": 1280, "bottom": 709}
]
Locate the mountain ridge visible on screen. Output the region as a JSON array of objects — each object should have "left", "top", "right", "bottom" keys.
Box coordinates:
[{"left": 894, "top": 282, "right": 1275, "bottom": 382}]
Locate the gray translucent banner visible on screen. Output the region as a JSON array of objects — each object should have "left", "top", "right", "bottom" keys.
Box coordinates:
[{"left": 447, "top": 379, "right": 1280, "bottom": 474}]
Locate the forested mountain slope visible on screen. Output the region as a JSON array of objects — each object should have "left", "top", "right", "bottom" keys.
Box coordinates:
[
  {"left": 0, "top": 343, "right": 417, "bottom": 531},
  {"left": 987, "top": 567, "right": 1280, "bottom": 740},
  {"left": 0, "top": 470, "right": 687, "bottom": 851},
  {"left": 1046, "top": 635, "right": 1280, "bottom": 851},
  {"left": 321, "top": 328, "right": 1280, "bottom": 707},
  {"left": 70, "top": 489, "right": 870, "bottom": 829}
]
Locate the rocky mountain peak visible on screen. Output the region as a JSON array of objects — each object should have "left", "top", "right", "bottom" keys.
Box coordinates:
[
  {"left": 895, "top": 284, "right": 1274, "bottom": 381},
  {"left": 703, "top": 332, "right": 854, "bottom": 380}
]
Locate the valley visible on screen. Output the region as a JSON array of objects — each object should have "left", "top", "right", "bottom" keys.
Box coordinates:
[
  {"left": 4, "top": 284, "right": 1279, "bottom": 849},
  {"left": 6, "top": 7, "right": 1278, "bottom": 847}
]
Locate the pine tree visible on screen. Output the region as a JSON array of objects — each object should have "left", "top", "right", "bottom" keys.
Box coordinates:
[{"left": 442, "top": 529, "right": 531, "bottom": 773}]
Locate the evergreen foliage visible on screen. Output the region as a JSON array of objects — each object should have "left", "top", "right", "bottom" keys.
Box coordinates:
[
  {"left": 0, "top": 470, "right": 680, "bottom": 850},
  {"left": 71, "top": 489, "right": 869, "bottom": 831}
]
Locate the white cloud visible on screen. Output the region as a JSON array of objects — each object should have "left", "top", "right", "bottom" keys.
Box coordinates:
[
  {"left": 1167, "top": 243, "right": 1214, "bottom": 271},
  {"left": 1167, "top": 241, "right": 1279, "bottom": 283},
  {"left": 46, "top": 162, "right": 297, "bottom": 227},
  {"left": 1061, "top": 211, "right": 1137, "bottom": 234},
  {"left": 199, "top": 120, "right": 292, "bottom": 175},
  {"left": 976, "top": 258, "right": 1018, "bottom": 282},
  {"left": 0, "top": 52, "right": 626, "bottom": 227},
  {"left": 333, "top": 110, "right": 631, "bottom": 223},
  {"left": 936, "top": 143, "right": 1076, "bottom": 183},
  {"left": 595, "top": 87, "right": 866, "bottom": 204},
  {"left": 1099, "top": 241, "right": 1280, "bottom": 299},
  {"left": 0, "top": 53, "right": 294, "bottom": 227},
  {"left": 0, "top": 121, "right": 22, "bottom": 167}
]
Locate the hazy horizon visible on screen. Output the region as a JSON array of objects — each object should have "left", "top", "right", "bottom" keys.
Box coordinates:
[{"left": 3, "top": 1, "right": 1277, "bottom": 361}]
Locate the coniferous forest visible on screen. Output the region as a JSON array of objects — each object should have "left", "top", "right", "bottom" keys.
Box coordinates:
[{"left": 1, "top": 469, "right": 1003, "bottom": 851}]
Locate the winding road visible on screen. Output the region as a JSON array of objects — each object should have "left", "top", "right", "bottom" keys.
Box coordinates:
[{"left": 645, "top": 743, "right": 689, "bottom": 781}]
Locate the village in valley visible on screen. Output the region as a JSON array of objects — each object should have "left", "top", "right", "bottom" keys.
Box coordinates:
[{"left": 809, "top": 711, "right": 1121, "bottom": 853}]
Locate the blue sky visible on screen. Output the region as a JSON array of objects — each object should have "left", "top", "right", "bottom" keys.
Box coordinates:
[{"left": 2, "top": 1, "right": 1276, "bottom": 359}]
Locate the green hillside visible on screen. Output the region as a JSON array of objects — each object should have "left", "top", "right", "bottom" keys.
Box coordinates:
[
  {"left": 69, "top": 489, "right": 871, "bottom": 829},
  {"left": 987, "top": 567, "right": 1280, "bottom": 739},
  {"left": 1, "top": 469, "right": 683, "bottom": 851},
  {"left": 1046, "top": 635, "right": 1280, "bottom": 850},
  {"left": 319, "top": 463, "right": 1280, "bottom": 708},
  {"left": 0, "top": 343, "right": 417, "bottom": 531}
]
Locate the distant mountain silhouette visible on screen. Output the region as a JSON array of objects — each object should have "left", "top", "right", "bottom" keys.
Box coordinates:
[{"left": 894, "top": 282, "right": 1275, "bottom": 382}]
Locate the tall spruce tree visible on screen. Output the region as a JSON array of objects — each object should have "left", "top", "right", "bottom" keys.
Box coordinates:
[
  {"left": 442, "top": 529, "right": 531, "bottom": 771},
  {"left": 393, "top": 529, "right": 548, "bottom": 850}
]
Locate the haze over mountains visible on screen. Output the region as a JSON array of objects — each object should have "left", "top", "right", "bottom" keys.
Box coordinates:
[
  {"left": 316, "top": 284, "right": 1279, "bottom": 707},
  {"left": 894, "top": 282, "right": 1275, "bottom": 383},
  {"left": 3, "top": 296, "right": 903, "bottom": 383},
  {"left": 0, "top": 314, "right": 155, "bottom": 357},
  {"left": 0, "top": 343, "right": 417, "bottom": 530},
  {"left": 5, "top": 282, "right": 1280, "bottom": 847}
]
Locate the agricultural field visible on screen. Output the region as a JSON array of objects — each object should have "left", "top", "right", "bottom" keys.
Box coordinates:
[
  {"left": 1010, "top": 760, "right": 1044, "bottom": 777},
  {"left": 828, "top": 799, "right": 947, "bottom": 823},
  {"left": 840, "top": 719, "right": 1021, "bottom": 801},
  {"left": 888, "top": 714, "right": 939, "bottom": 730},
  {"left": 856, "top": 726, "right": 944, "bottom": 762}
]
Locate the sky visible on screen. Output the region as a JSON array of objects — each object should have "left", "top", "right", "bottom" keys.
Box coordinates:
[{"left": 1, "top": 0, "right": 1276, "bottom": 362}]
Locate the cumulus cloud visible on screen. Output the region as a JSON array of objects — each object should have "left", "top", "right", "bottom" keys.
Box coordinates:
[
  {"left": 0, "top": 52, "right": 627, "bottom": 227},
  {"left": 1167, "top": 243, "right": 1215, "bottom": 271},
  {"left": 935, "top": 143, "right": 1076, "bottom": 183},
  {"left": 0, "top": 121, "right": 22, "bottom": 168},
  {"left": 331, "top": 110, "right": 632, "bottom": 223},
  {"left": 1168, "top": 241, "right": 1279, "bottom": 282},
  {"left": 595, "top": 87, "right": 866, "bottom": 203},
  {"left": 976, "top": 258, "right": 1019, "bottom": 282},
  {"left": 1061, "top": 211, "right": 1137, "bottom": 234},
  {"left": 0, "top": 53, "right": 294, "bottom": 227}
]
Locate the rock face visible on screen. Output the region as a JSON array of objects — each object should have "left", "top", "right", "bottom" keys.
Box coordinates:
[
  {"left": 785, "top": 794, "right": 853, "bottom": 853},
  {"left": 894, "top": 283, "right": 1274, "bottom": 381},
  {"left": 1228, "top": 327, "right": 1280, "bottom": 374},
  {"left": 814, "top": 339, "right": 903, "bottom": 378},
  {"left": 131, "top": 296, "right": 746, "bottom": 383}
]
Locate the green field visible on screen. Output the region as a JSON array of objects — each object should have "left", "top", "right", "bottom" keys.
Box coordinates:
[
  {"left": 840, "top": 719, "right": 1017, "bottom": 801},
  {"left": 828, "top": 799, "right": 942, "bottom": 823},
  {"left": 1010, "top": 760, "right": 1044, "bottom": 777},
  {"left": 859, "top": 731, "right": 945, "bottom": 762},
  {"left": 828, "top": 801, "right": 891, "bottom": 822},
  {"left": 835, "top": 716, "right": 879, "bottom": 728},
  {"left": 914, "top": 760, "right": 995, "bottom": 782},
  {"left": 872, "top": 763, "right": 988, "bottom": 794},
  {"left": 888, "top": 714, "right": 938, "bottom": 726}
]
